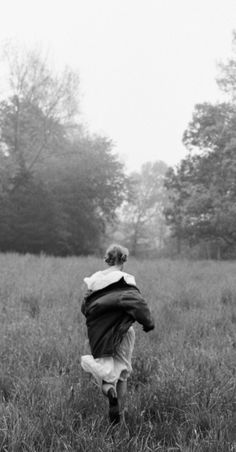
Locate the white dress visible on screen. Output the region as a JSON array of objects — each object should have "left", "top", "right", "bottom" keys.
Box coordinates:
[{"left": 81, "top": 266, "right": 136, "bottom": 385}]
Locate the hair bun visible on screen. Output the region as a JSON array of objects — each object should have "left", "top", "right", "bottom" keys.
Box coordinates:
[
  {"left": 104, "top": 244, "right": 129, "bottom": 267},
  {"left": 121, "top": 254, "right": 127, "bottom": 263}
]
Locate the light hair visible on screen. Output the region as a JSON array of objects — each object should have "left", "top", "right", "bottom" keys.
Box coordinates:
[{"left": 104, "top": 244, "right": 129, "bottom": 267}]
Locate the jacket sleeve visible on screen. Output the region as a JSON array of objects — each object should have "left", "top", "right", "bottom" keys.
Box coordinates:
[
  {"left": 81, "top": 289, "right": 93, "bottom": 316},
  {"left": 119, "top": 290, "right": 155, "bottom": 332}
]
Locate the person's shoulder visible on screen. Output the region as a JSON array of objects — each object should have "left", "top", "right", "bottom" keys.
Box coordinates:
[
  {"left": 84, "top": 270, "right": 102, "bottom": 288},
  {"left": 84, "top": 270, "right": 101, "bottom": 281},
  {"left": 122, "top": 272, "right": 136, "bottom": 286},
  {"left": 122, "top": 271, "right": 135, "bottom": 278}
]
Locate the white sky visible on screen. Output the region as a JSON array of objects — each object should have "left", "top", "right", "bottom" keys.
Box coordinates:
[{"left": 1, "top": 0, "right": 236, "bottom": 172}]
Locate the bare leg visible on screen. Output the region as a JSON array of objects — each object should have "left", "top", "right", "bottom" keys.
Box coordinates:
[
  {"left": 117, "top": 379, "right": 127, "bottom": 399},
  {"left": 117, "top": 379, "right": 127, "bottom": 412}
]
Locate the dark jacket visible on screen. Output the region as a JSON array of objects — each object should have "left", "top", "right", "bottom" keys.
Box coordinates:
[{"left": 81, "top": 277, "right": 155, "bottom": 358}]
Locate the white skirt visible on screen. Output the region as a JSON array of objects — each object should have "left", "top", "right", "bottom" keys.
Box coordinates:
[{"left": 81, "top": 326, "right": 135, "bottom": 385}]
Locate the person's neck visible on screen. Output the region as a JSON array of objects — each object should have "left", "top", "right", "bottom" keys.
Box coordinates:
[{"left": 108, "top": 264, "right": 124, "bottom": 271}]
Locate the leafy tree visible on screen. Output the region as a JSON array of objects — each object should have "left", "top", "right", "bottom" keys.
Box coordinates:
[
  {"left": 217, "top": 30, "right": 236, "bottom": 101},
  {"left": 164, "top": 31, "right": 236, "bottom": 259},
  {"left": 165, "top": 102, "right": 236, "bottom": 258},
  {"left": 0, "top": 44, "right": 127, "bottom": 255},
  {"left": 116, "top": 161, "right": 169, "bottom": 256},
  {"left": 0, "top": 44, "right": 79, "bottom": 190},
  {"left": 43, "top": 135, "right": 126, "bottom": 255},
  {"left": 0, "top": 173, "right": 57, "bottom": 253}
]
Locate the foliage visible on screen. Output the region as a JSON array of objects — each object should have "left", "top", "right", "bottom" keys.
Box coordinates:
[
  {"left": 0, "top": 44, "right": 126, "bottom": 255},
  {"left": 43, "top": 135, "right": 126, "bottom": 255},
  {"left": 165, "top": 102, "right": 236, "bottom": 258},
  {"left": 0, "top": 173, "right": 56, "bottom": 254},
  {"left": 164, "top": 32, "right": 236, "bottom": 259},
  {"left": 0, "top": 44, "right": 78, "bottom": 179},
  {"left": 115, "top": 161, "right": 169, "bottom": 256},
  {"left": 217, "top": 30, "right": 236, "bottom": 101}
]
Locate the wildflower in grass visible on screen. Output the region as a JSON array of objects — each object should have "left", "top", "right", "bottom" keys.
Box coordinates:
[{"left": 81, "top": 244, "right": 155, "bottom": 424}]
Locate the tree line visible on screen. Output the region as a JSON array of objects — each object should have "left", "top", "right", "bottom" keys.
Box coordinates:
[
  {"left": 0, "top": 44, "right": 126, "bottom": 255},
  {"left": 0, "top": 43, "right": 171, "bottom": 257},
  {"left": 164, "top": 31, "right": 236, "bottom": 259},
  {"left": 1, "top": 37, "right": 236, "bottom": 259}
]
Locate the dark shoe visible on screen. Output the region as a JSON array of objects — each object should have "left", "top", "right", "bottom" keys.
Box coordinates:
[{"left": 107, "top": 387, "right": 120, "bottom": 424}]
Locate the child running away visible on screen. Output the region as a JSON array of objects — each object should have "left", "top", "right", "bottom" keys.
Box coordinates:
[{"left": 81, "top": 244, "right": 155, "bottom": 424}]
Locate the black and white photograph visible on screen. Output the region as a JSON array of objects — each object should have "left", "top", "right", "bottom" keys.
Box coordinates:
[{"left": 0, "top": 1, "right": 236, "bottom": 450}]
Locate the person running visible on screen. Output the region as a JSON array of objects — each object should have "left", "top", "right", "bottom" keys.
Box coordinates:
[{"left": 81, "top": 244, "right": 155, "bottom": 424}]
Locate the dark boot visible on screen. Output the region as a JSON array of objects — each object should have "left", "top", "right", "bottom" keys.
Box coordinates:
[{"left": 107, "top": 387, "right": 120, "bottom": 424}]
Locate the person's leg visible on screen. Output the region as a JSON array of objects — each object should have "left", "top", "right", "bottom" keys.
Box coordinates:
[
  {"left": 117, "top": 379, "right": 127, "bottom": 400},
  {"left": 102, "top": 380, "right": 120, "bottom": 424},
  {"left": 116, "top": 378, "right": 127, "bottom": 415},
  {"left": 115, "top": 327, "right": 135, "bottom": 419},
  {"left": 101, "top": 380, "right": 116, "bottom": 396}
]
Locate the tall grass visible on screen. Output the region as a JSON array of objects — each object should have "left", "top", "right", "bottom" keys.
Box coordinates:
[{"left": 0, "top": 254, "right": 235, "bottom": 451}]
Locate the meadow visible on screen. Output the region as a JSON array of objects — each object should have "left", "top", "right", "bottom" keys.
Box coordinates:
[{"left": 0, "top": 253, "right": 235, "bottom": 452}]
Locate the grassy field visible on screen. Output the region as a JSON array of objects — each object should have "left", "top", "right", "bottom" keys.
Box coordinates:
[{"left": 0, "top": 253, "right": 235, "bottom": 452}]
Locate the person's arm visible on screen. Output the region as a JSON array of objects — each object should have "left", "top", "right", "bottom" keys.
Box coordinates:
[
  {"left": 79, "top": 282, "right": 93, "bottom": 316},
  {"left": 119, "top": 290, "right": 155, "bottom": 332},
  {"left": 84, "top": 286, "right": 155, "bottom": 330}
]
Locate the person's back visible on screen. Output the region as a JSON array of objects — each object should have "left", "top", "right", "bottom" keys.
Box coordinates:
[{"left": 80, "top": 243, "right": 155, "bottom": 424}]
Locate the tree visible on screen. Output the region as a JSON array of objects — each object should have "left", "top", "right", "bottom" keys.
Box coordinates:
[
  {"left": 42, "top": 135, "right": 126, "bottom": 255},
  {"left": 217, "top": 30, "right": 236, "bottom": 102},
  {"left": 0, "top": 173, "right": 57, "bottom": 253},
  {"left": 165, "top": 102, "right": 236, "bottom": 258},
  {"left": 116, "top": 161, "right": 169, "bottom": 256},
  {"left": 0, "top": 43, "right": 79, "bottom": 191},
  {"left": 164, "top": 31, "right": 236, "bottom": 259},
  {"left": 0, "top": 43, "right": 127, "bottom": 255}
]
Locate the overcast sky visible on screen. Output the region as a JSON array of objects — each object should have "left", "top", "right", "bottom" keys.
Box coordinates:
[{"left": 1, "top": 0, "right": 236, "bottom": 171}]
